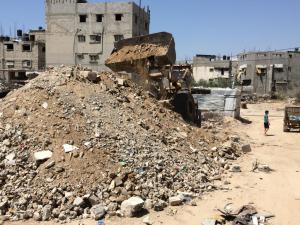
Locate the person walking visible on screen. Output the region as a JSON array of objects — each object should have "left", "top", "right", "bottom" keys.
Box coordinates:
[{"left": 264, "top": 110, "right": 270, "bottom": 135}]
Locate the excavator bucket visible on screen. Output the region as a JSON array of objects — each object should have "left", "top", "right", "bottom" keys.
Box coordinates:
[{"left": 105, "top": 32, "right": 176, "bottom": 75}]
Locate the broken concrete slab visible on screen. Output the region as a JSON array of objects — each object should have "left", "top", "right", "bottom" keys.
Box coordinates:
[
  {"left": 121, "top": 196, "right": 144, "bottom": 217},
  {"left": 34, "top": 151, "right": 53, "bottom": 162},
  {"left": 241, "top": 144, "right": 252, "bottom": 153},
  {"left": 169, "top": 196, "right": 183, "bottom": 206},
  {"left": 73, "top": 197, "right": 85, "bottom": 207},
  {"left": 90, "top": 204, "right": 106, "bottom": 220}
]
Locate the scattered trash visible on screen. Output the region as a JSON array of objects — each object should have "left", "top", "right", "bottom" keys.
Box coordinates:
[
  {"left": 252, "top": 160, "right": 273, "bottom": 173},
  {"left": 218, "top": 205, "right": 274, "bottom": 225},
  {"left": 97, "top": 219, "right": 105, "bottom": 225}
]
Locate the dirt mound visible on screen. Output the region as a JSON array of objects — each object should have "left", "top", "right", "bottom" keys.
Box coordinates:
[
  {"left": 105, "top": 43, "right": 168, "bottom": 64},
  {"left": 0, "top": 66, "right": 243, "bottom": 221}
]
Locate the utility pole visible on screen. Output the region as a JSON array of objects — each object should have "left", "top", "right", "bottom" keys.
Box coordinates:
[{"left": 138, "top": 0, "right": 142, "bottom": 35}]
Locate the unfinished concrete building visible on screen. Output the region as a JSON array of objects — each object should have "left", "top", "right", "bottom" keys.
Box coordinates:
[
  {"left": 45, "top": 0, "right": 150, "bottom": 71},
  {"left": 237, "top": 49, "right": 300, "bottom": 96},
  {"left": 0, "top": 29, "right": 46, "bottom": 85}
]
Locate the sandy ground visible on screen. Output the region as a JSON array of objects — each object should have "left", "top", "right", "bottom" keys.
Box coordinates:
[{"left": 6, "top": 102, "right": 300, "bottom": 225}]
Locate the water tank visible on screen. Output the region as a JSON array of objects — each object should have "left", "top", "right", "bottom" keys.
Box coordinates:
[{"left": 17, "top": 29, "right": 23, "bottom": 37}]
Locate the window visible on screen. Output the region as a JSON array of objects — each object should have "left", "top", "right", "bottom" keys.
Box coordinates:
[
  {"left": 96, "top": 14, "right": 103, "bottom": 22},
  {"left": 145, "top": 22, "right": 149, "bottom": 30},
  {"left": 288, "top": 67, "right": 292, "bottom": 72},
  {"left": 77, "top": 54, "right": 84, "bottom": 60},
  {"left": 79, "top": 15, "right": 87, "bottom": 23},
  {"left": 22, "top": 44, "right": 31, "bottom": 52},
  {"left": 6, "top": 61, "right": 15, "bottom": 68},
  {"left": 22, "top": 60, "right": 32, "bottom": 68},
  {"left": 30, "top": 35, "right": 35, "bottom": 42},
  {"left": 221, "top": 69, "right": 225, "bottom": 75},
  {"left": 135, "top": 15, "right": 138, "bottom": 24},
  {"left": 289, "top": 54, "right": 293, "bottom": 59},
  {"left": 115, "top": 14, "right": 123, "bottom": 21},
  {"left": 5, "top": 44, "right": 14, "bottom": 51},
  {"left": 89, "top": 54, "right": 99, "bottom": 63},
  {"left": 209, "top": 68, "right": 214, "bottom": 72},
  {"left": 78, "top": 35, "right": 86, "bottom": 42},
  {"left": 242, "top": 79, "right": 252, "bottom": 86},
  {"left": 42, "top": 47, "right": 46, "bottom": 53},
  {"left": 16, "top": 72, "right": 27, "bottom": 80},
  {"left": 114, "top": 35, "right": 124, "bottom": 42},
  {"left": 90, "top": 35, "right": 101, "bottom": 43},
  {"left": 274, "top": 68, "right": 284, "bottom": 73}
]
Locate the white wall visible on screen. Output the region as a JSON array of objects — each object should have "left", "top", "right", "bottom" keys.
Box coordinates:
[{"left": 193, "top": 66, "right": 229, "bottom": 82}]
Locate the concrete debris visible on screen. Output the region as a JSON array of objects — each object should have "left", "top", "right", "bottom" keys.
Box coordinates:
[
  {"left": 143, "top": 215, "right": 153, "bottom": 225},
  {"left": 219, "top": 205, "right": 274, "bottom": 225},
  {"left": 42, "top": 102, "right": 48, "bottom": 109},
  {"left": 63, "top": 144, "right": 79, "bottom": 153},
  {"left": 230, "top": 165, "right": 242, "bottom": 172},
  {"left": 241, "top": 144, "right": 252, "bottom": 153},
  {"left": 90, "top": 204, "right": 106, "bottom": 220},
  {"left": 169, "top": 196, "right": 183, "bottom": 206},
  {"left": 258, "top": 164, "right": 273, "bottom": 173},
  {"left": 33, "top": 150, "right": 53, "bottom": 162},
  {"left": 252, "top": 160, "right": 273, "bottom": 173},
  {"left": 121, "top": 197, "right": 144, "bottom": 217},
  {"left": 80, "top": 71, "right": 100, "bottom": 82},
  {"left": 202, "top": 219, "right": 217, "bottom": 225},
  {"left": 73, "top": 197, "right": 85, "bottom": 206},
  {"left": 0, "top": 66, "right": 248, "bottom": 222}
]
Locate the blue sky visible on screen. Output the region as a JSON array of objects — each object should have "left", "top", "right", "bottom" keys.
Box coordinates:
[{"left": 0, "top": 0, "right": 299, "bottom": 60}]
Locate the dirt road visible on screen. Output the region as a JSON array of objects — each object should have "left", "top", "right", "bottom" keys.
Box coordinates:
[{"left": 7, "top": 102, "right": 300, "bottom": 225}]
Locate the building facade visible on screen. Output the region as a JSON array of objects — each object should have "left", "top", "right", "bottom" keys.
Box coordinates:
[
  {"left": 0, "top": 29, "right": 46, "bottom": 83},
  {"left": 45, "top": 0, "right": 150, "bottom": 71},
  {"left": 237, "top": 50, "right": 300, "bottom": 96},
  {"left": 193, "top": 55, "right": 232, "bottom": 82}
]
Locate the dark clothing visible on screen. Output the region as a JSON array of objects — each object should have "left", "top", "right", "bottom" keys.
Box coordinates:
[{"left": 264, "top": 122, "right": 269, "bottom": 129}]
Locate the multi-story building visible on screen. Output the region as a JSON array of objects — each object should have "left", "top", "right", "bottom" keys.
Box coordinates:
[
  {"left": 237, "top": 49, "right": 300, "bottom": 96},
  {"left": 193, "top": 54, "right": 234, "bottom": 82},
  {"left": 45, "top": 0, "right": 150, "bottom": 71},
  {"left": 0, "top": 29, "right": 46, "bottom": 83}
]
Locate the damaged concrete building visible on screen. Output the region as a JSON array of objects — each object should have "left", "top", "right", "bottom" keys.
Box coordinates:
[
  {"left": 193, "top": 54, "right": 237, "bottom": 83},
  {"left": 237, "top": 49, "right": 300, "bottom": 96},
  {"left": 45, "top": 0, "right": 150, "bottom": 71},
  {"left": 0, "top": 29, "right": 46, "bottom": 86}
]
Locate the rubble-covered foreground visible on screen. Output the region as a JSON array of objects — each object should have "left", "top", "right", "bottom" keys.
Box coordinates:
[{"left": 0, "top": 66, "right": 247, "bottom": 222}]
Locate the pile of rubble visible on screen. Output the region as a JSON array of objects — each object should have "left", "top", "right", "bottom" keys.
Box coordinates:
[{"left": 0, "top": 66, "right": 248, "bottom": 222}]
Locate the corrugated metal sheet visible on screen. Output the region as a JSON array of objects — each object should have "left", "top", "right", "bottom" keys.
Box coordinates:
[{"left": 193, "top": 88, "right": 241, "bottom": 118}]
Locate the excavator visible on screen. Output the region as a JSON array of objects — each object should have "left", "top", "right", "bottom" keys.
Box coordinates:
[{"left": 105, "top": 32, "right": 201, "bottom": 126}]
